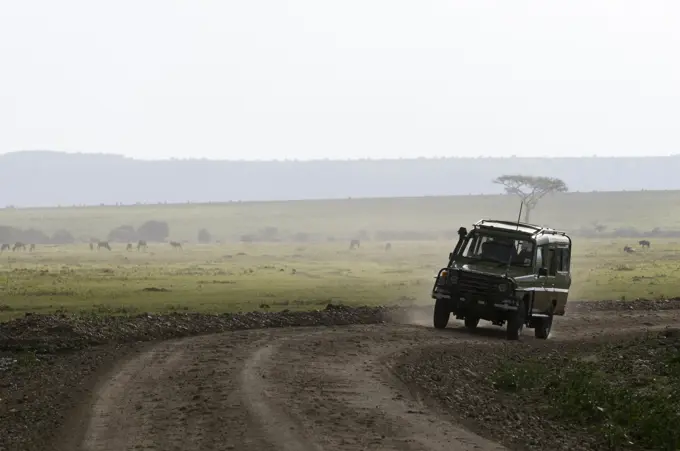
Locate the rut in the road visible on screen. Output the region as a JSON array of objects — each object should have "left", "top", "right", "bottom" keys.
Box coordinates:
[
  {"left": 241, "top": 344, "right": 323, "bottom": 451},
  {"left": 77, "top": 331, "right": 281, "bottom": 451},
  {"left": 82, "top": 343, "right": 187, "bottom": 450}
]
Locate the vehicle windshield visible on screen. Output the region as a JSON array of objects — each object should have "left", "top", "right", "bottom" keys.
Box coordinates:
[{"left": 459, "top": 232, "right": 534, "bottom": 267}]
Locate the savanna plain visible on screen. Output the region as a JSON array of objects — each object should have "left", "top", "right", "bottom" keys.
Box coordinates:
[{"left": 2, "top": 190, "right": 680, "bottom": 451}]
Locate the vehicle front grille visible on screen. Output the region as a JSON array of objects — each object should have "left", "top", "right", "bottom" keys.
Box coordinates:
[{"left": 457, "top": 271, "right": 503, "bottom": 298}]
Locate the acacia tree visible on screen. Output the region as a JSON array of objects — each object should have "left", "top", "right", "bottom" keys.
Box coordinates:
[{"left": 493, "top": 175, "right": 568, "bottom": 223}]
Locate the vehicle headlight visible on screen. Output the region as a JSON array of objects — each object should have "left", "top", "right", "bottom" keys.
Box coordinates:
[
  {"left": 498, "top": 283, "right": 508, "bottom": 292},
  {"left": 449, "top": 273, "right": 458, "bottom": 284}
]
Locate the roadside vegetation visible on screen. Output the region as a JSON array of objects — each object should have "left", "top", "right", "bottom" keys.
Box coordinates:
[
  {"left": 491, "top": 331, "right": 680, "bottom": 450},
  {"left": 396, "top": 329, "right": 680, "bottom": 451}
]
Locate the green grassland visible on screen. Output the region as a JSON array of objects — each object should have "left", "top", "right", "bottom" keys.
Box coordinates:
[
  {"left": 0, "top": 242, "right": 431, "bottom": 320},
  {"left": 1, "top": 190, "right": 679, "bottom": 321},
  {"left": 491, "top": 334, "right": 680, "bottom": 449},
  {"left": 1, "top": 190, "right": 680, "bottom": 242},
  {"left": 0, "top": 237, "right": 678, "bottom": 321}
]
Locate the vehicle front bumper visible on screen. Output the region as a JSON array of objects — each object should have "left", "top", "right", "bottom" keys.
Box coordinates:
[{"left": 432, "top": 287, "right": 519, "bottom": 311}]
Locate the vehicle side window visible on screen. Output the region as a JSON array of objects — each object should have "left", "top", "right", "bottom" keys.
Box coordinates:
[
  {"left": 547, "top": 248, "right": 557, "bottom": 276},
  {"left": 557, "top": 247, "right": 571, "bottom": 272},
  {"left": 538, "top": 245, "right": 558, "bottom": 276},
  {"left": 535, "top": 246, "right": 543, "bottom": 269}
]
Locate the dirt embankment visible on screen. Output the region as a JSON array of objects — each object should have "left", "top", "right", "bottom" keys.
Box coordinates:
[
  {"left": 0, "top": 305, "right": 394, "bottom": 353},
  {"left": 0, "top": 300, "right": 679, "bottom": 451}
]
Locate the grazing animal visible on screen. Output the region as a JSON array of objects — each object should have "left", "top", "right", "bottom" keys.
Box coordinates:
[
  {"left": 98, "top": 241, "right": 111, "bottom": 251},
  {"left": 89, "top": 242, "right": 94, "bottom": 251},
  {"left": 623, "top": 245, "right": 635, "bottom": 254},
  {"left": 12, "top": 242, "right": 26, "bottom": 252},
  {"left": 170, "top": 241, "right": 182, "bottom": 250},
  {"left": 126, "top": 243, "right": 133, "bottom": 251},
  {"left": 29, "top": 244, "right": 35, "bottom": 252},
  {"left": 349, "top": 239, "right": 360, "bottom": 250},
  {"left": 137, "top": 240, "right": 147, "bottom": 251},
  {"left": 638, "top": 240, "right": 651, "bottom": 249},
  {"left": 385, "top": 242, "right": 392, "bottom": 251},
  {"left": 0, "top": 243, "right": 9, "bottom": 252}
]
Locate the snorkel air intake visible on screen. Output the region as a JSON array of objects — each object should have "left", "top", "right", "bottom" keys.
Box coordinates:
[{"left": 451, "top": 227, "right": 468, "bottom": 257}]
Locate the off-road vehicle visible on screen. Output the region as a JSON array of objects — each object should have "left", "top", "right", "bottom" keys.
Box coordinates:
[{"left": 431, "top": 219, "right": 572, "bottom": 340}]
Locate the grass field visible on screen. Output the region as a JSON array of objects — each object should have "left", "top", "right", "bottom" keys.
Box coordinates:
[
  {"left": 0, "top": 236, "right": 679, "bottom": 321},
  {"left": 1, "top": 190, "right": 679, "bottom": 320}
]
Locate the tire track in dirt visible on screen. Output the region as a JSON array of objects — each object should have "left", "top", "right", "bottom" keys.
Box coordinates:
[
  {"left": 74, "top": 308, "right": 680, "bottom": 451},
  {"left": 241, "top": 343, "right": 323, "bottom": 451},
  {"left": 82, "top": 341, "right": 188, "bottom": 451},
  {"left": 79, "top": 330, "right": 282, "bottom": 451}
]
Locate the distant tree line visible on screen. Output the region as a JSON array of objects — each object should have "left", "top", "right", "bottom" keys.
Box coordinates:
[
  {"left": 0, "top": 226, "right": 75, "bottom": 244},
  {"left": 5, "top": 213, "right": 680, "bottom": 246},
  {"left": 107, "top": 220, "right": 170, "bottom": 242}
]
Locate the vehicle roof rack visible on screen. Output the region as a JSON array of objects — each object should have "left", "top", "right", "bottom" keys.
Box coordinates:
[
  {"left": 473, "top": 219, "right": 568, "bottom": 237},
  {"left": 536, "top": 229, "right": 568, "bottom": 237}
]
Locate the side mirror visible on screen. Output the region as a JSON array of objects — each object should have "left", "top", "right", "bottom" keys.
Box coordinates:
[
  {"left": 538, "top": 267, "right": 548, "bottom": 277},
  {"left": 449, "top": 252, "right": 453, "bottom": 260}
]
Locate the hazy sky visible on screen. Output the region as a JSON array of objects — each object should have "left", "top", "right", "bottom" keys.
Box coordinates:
[{"left": 1, "top": 1, "right": 679, "bottom": 160}]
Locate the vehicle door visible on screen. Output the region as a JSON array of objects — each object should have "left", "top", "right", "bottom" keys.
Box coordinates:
[
  {"left": 533, "top": 244, "right": 557, "bottom": 314},
  {"left": 553, "top": 245, "right": 571, "bottom": 315}
]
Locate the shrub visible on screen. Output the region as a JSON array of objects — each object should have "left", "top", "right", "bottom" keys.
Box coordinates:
[
  {"left": 137, "top": 220, "right": 170, "bottom": 242},
  {"left": 51, "top": 229, "right": 75, "bottom": 244},
  {"left": 291, "top": 232, "right": 311, "bottom": 243},
  {"left": 198, "top": 228, "right": 212, "bottom": 244},
  {"left": 108, "top": 225, "right": 138, "bottom": 243},
  {"left": 240, "top": 234, "right": 254, "bottom": 243},
  {"left": 259, "top": 226, "right": 279, "bottom": 241},
  {"left": 0, "top": 225, "right": 21, "bottom": 243},
  {"left": 19, "top": 228, "right": 50, "bottom": 244}
]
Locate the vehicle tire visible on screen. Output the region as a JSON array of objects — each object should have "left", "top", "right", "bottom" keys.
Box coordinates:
[
  {"left": 433, "top": 299, "right": 450, "bottom": 329},
  {"left": 534, "top": 315, "right": 553, "bottom": 339},
  {"left": 506, "top": 299, "right": 526, "bottom": 341},
  {"left": 464, "top": 316, "right": 479, "bottom": 329}
]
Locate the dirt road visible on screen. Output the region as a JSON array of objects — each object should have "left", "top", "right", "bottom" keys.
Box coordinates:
[{"left": 66, "top": 308, "right": 680, "bottom": 451}]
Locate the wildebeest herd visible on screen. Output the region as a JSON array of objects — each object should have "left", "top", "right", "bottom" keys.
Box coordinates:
[
  {"left": 1, "top": 239, "right": 659, "bottom": 256},
  {"left": 347, "top": 239, "right": 392, "bottom": 251},
  {"left": 0, "top": 242, "right": 36, "bottom": 252},
  {"left": 86, "top": 240, "right": 184, "bottom": 251},
  {"left": 623, "top": 240, "right": 651, "bottom": 254},
  {"left": 1, "top": 240, "right": 187, "bottom": 253},
  {"left": 1, "top": 239, "right": 391, "bottom": 254}
]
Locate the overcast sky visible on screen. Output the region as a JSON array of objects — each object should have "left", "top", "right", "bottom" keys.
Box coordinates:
[{"left": 1, "top": 0, "right": 678, "bottom": 160}]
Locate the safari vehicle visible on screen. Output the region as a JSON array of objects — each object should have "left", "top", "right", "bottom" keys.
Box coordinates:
[{"left": 431, "top": 219, "right": 572, "bottom": 340}]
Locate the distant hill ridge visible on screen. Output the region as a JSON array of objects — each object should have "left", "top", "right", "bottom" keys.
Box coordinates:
[{"left": 1, "top": 151, "right": 679, "bottom": 207}]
